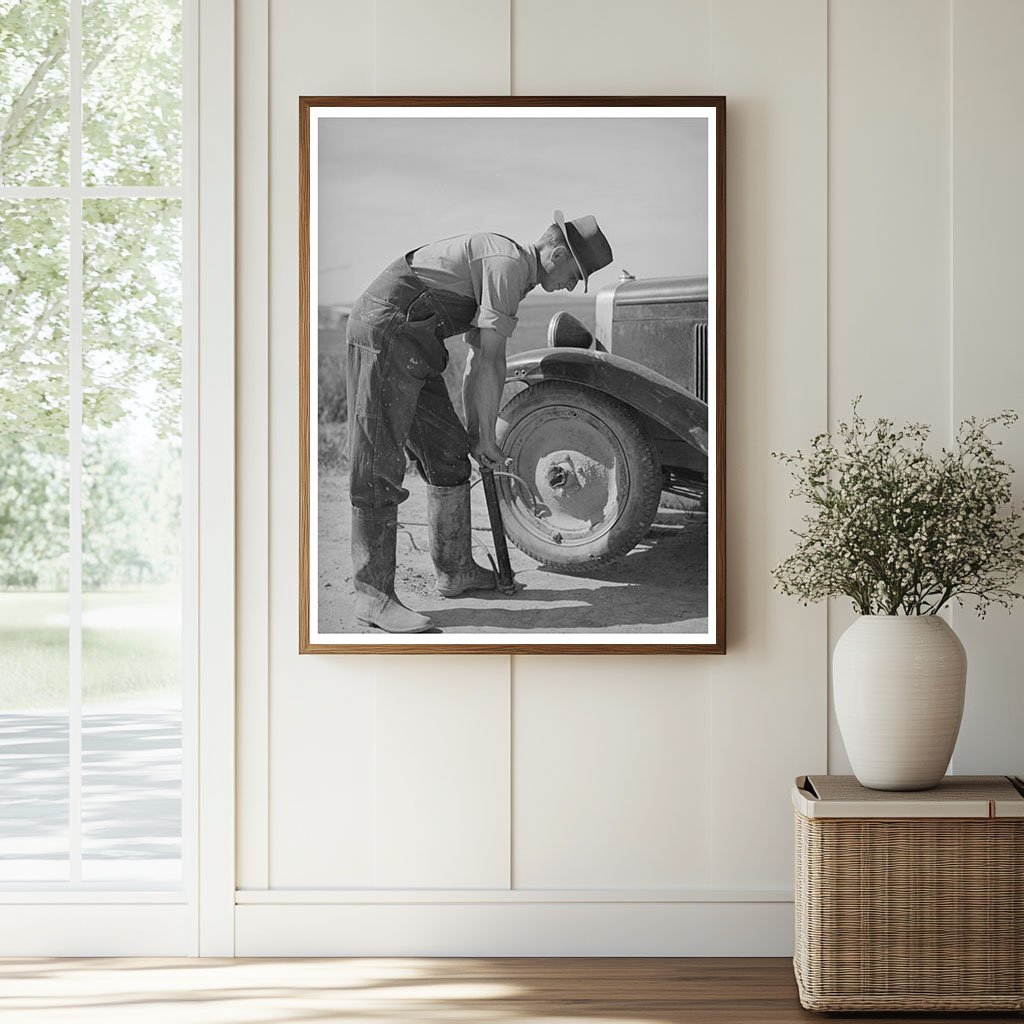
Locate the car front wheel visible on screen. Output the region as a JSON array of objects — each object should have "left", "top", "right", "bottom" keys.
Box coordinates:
[{"left": 495, "top": 381, "right": 662, "bottom": 570}]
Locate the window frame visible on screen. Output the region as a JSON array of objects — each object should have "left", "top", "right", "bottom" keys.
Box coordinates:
[{"left": 0, "top": 0, "right": 234, "bottom": 955}]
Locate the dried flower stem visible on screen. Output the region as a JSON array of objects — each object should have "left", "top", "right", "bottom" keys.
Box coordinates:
[{"left": 772, "top": 399, "right": 1024, "bottom": 617}]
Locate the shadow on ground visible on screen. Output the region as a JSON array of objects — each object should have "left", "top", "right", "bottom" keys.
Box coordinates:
[{"left": 318, "top": 471, "right": 709, "bottom": 635}]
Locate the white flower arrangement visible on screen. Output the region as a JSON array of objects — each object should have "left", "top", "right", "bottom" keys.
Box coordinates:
[{"left": 772, "top": 400, "right": 1024, "bottom": 616}]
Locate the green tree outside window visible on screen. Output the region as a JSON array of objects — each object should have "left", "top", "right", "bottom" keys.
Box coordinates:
[{"left": 1, "top": 0, "right": 183, "bottom": 708}]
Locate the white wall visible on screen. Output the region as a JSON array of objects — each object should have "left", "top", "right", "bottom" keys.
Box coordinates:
[{"left": 234, "top": 0, "right": 1024, "bottom": 955}]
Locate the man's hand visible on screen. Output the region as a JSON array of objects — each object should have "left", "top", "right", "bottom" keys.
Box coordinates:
[{"left": 472, "top": 439, "right": 511, "bottom": 472}]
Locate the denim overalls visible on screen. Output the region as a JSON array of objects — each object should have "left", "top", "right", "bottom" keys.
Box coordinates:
[{"left": 346, "top": 252, "right": 481, "bottom": 511}]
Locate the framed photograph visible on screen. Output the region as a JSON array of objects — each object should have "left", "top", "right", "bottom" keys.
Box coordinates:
[{"left": 300, "top": 96, "right": 725, "bottom": 654}]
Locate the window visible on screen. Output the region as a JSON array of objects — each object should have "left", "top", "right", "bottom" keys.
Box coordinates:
[{"left": 1, "top": 0, "right": 191, "bottom": 889}]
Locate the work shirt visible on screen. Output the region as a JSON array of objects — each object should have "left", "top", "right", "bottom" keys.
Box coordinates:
[{"left": 408, "top": 233, "right": 540, "bottom": 341}]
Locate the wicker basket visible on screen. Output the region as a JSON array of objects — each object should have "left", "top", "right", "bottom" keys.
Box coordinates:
[{"left": 793, "top": 775, "right": 1024, "bottom": 1012}]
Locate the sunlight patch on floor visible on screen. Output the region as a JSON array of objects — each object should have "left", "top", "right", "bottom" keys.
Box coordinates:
[{"left": 0, "top": 958, "right": 680, "bottom": 1024}]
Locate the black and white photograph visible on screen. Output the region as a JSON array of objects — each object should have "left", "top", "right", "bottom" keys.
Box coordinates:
[{"left": 300, "top": 98, "right": 725, "bottom": 653}]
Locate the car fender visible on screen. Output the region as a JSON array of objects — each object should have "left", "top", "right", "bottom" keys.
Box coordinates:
[{"left": 505, "top": 347, "right": 708, "bottom": 458}]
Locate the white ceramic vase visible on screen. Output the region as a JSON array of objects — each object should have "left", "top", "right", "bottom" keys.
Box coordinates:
[{"left": 833, "top": 615, "right": 967, "bottom": 791}]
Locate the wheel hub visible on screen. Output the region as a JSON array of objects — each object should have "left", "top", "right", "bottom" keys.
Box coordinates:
[
  {"left": 545, "top": 462, "right": 572, "bottom": 490},
  {"left": 534, "top": 450, "right": 613, "bottom": 528}
]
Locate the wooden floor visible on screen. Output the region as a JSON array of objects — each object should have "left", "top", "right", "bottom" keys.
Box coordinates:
[{"left": 0, "top": 957, "right": 1019, "bottom": 1023}]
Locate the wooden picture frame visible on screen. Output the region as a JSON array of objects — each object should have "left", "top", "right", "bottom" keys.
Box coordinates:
[{"left": 300, "top": 96, "right": 725, "bottom": 654}]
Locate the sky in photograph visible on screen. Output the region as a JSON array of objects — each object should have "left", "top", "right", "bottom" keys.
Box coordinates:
[{"left": 317, "top": 113, "right": 709, "bottom": 306}]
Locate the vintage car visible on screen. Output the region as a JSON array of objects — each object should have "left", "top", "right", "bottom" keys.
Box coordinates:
[{"left": 496, "top": 273, "right": 709, "bottom": 570}]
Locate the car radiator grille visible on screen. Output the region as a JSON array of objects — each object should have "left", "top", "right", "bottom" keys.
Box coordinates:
[{"left": 694, "top": 321, "right": 708, "bottom": 402}]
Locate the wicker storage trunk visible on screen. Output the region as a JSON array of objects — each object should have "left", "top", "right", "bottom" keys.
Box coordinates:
[{"left": 793, "top": 775, "right": 1024, "bottom": 1012}]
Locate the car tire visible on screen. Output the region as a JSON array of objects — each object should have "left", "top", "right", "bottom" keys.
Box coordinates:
[{"left": 495, "top": 381, "right": 662, "bottom": 571}]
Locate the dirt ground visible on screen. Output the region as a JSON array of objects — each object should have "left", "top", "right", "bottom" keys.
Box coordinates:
[{"left": 317, "top": 469, "right": 709, "bottom": 635}]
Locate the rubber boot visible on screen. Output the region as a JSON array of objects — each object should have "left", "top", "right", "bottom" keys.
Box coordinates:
[
  {"left": 427, "top": 482, "right": 497, "bottom": 598},
  {"left": 351, "top": 506, "right": 433, "bottom": 633}
]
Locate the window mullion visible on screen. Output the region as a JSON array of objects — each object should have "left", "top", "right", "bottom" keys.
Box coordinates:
[{"left": 68, "top": 0, "right": 83, "bottom": 886}]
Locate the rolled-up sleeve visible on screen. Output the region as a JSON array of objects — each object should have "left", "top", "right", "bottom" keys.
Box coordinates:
[{"left": 472, "top": 255, "right": 530, "bottom": 340}]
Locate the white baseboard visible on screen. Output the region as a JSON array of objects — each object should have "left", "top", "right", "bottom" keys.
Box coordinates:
[
  {"left": 235, "top": 899, "right": 795, "bottom": 956},
  {"left": 0, "top": 904, "right": 195, "bottom": 956}
]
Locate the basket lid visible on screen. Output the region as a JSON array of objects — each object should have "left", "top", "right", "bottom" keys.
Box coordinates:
[{"left": 793, "top": 775, "right": 1024, "bottom": 819}]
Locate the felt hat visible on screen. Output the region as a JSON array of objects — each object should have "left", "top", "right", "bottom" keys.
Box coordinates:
[{"left": 553, "top": 210, "right": 613, "bottom": 292}]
